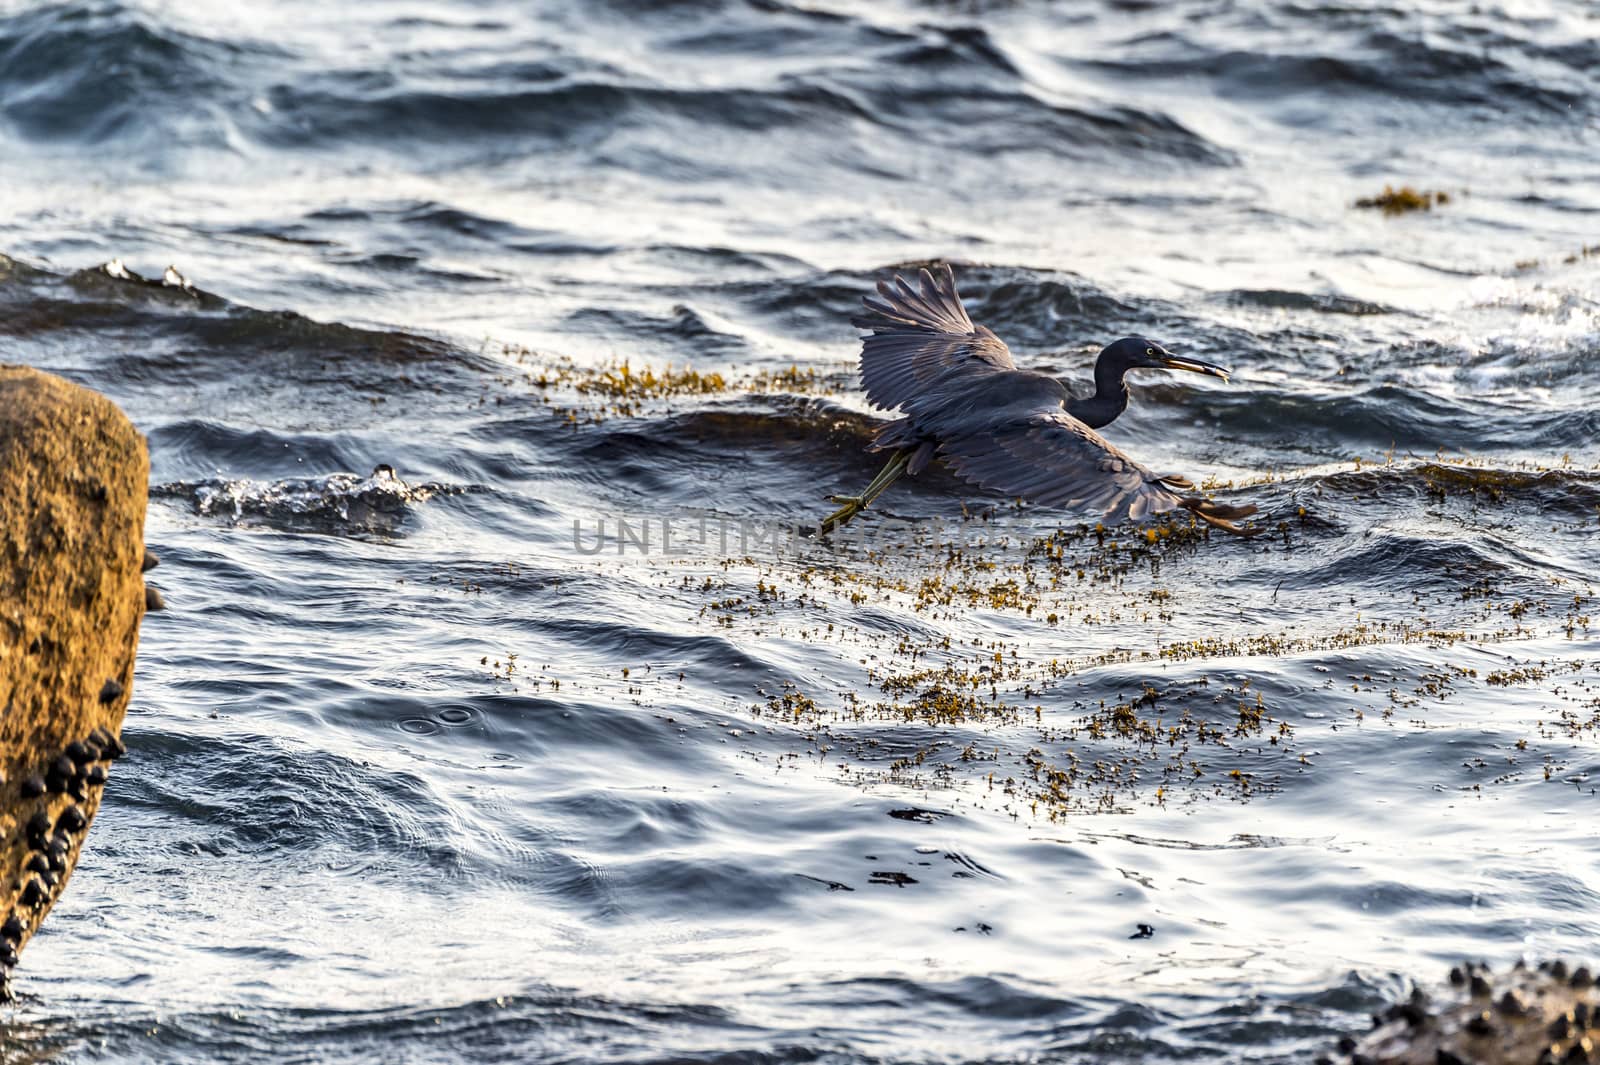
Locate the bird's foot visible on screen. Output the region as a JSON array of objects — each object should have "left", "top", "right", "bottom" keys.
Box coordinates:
[
  {"left": 818, "top": 496, "right": 865, "bottom": 536},
  {"left": 1180, "top": 496, "right": 1262, "bottom": 537}
]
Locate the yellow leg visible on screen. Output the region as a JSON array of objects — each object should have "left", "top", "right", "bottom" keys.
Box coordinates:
[{"left": 819, "top": 451, "right": 910, "bottom": 536}]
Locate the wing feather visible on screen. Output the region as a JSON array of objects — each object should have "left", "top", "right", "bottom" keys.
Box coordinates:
[
  {"left": 938, "top": 408, "right": 1188, "bottom": 524},
  {"left": 851, "top": 264, "right": 1015, "bottom": 412}
]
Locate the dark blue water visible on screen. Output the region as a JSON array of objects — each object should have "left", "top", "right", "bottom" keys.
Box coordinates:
[{"left": 2, "top": 1, "right": 1599, "bottom": 1061}]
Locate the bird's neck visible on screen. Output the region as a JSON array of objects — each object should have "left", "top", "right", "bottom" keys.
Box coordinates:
[{"left": 1064, "top": 363, "right": 1129, "bottom": 429}]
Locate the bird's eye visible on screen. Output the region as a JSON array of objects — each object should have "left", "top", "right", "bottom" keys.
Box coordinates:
[{"left": 1145, "top": 347, "right": 1155, "bottom": 356}]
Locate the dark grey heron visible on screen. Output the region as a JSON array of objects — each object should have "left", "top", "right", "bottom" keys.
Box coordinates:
[{"left": 819, "top": 264, "right": 1258, "bottom": 537}]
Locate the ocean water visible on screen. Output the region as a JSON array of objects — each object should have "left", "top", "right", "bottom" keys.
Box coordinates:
[{"left": 1, "top": 0, "right": 1598, "bottom": 1061}]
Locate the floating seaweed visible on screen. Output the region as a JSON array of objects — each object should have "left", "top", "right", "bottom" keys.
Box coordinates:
[
  {"left": 490, "top": 344, "right": 848, "bottom": 422},
  {"left": 1354, "top": 185, "right": 1454, "bottom": 215}
]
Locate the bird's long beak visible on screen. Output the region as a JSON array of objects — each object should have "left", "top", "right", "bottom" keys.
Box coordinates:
[{"left": 1158, "top": 354, "right": 1231, "bottom": 381}]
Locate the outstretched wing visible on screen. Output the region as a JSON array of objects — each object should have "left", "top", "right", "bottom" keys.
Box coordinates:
[
  {"left": 851, "top": 264, "right": 1015, "bottom": 413},
  {"left": 938, "top": 408, "right": 1187, "bottom": 524}
]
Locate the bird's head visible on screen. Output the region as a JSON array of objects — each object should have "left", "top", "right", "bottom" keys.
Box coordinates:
[{"left": 1100, "top": 336, "right": 1230, "bottom": 381}]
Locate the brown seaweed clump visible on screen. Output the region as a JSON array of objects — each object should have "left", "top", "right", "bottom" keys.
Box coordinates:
[
  {"left": 1355, "top": 186, "right": 1453, "bottom": 215},
  {"left": 0, "top": 366, "right": 151, "bottom": 998},
  {"left": 486, "top": 345, "right": 849, "bottom": 423}
]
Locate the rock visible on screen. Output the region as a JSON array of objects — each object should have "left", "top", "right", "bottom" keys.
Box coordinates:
[
  {"left": 1333, "top": 961, "right": 1600, "bottom": 1065},
  {"left": 0, "top": 365, "right": 148, "bottom": 1000}
]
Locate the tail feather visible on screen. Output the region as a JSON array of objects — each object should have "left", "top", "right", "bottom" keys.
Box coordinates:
[{"left": 1179, "top": 496, "right": 1260, "bottom": 536}]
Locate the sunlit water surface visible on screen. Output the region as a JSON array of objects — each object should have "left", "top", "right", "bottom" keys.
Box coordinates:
[{"left": 2, "top": 0, "right": 1598, "bottom": 1060}]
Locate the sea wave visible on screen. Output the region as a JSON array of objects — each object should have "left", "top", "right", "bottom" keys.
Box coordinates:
[{"left": 152, "top": 466, "right": 456, "bottom": 535}]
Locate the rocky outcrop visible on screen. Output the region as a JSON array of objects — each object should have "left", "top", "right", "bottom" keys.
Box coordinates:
[
  {"left": 1327, "top": 960, "right": 1600, "bottom": 1065},
  {"left": 0, "top": 365, "right": 149, "bottom": 999}
]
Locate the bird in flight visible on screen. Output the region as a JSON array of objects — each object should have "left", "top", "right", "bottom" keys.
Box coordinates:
[{"left": 818, "top": 264, "right": 1257, "bottom": 537}]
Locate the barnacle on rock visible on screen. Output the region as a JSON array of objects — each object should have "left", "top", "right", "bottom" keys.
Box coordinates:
[{"left": 0, "top": 367, "right": 147, "bottom": 999}]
